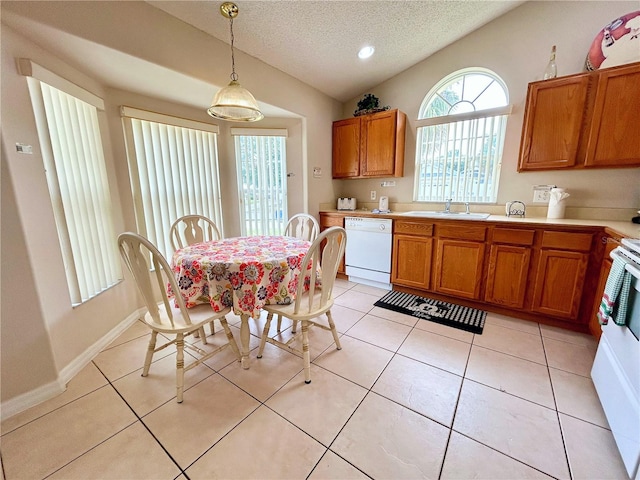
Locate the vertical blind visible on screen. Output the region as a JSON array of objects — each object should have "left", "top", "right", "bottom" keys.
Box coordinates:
[
  {"left": 233, "top": 132, "right": 288, "bottom": 236},
  {"left": 415, "top": 114, "right": 506, "bottom": 203},
  {"left": 38, "top": 82, "right": 121, "bottom": 304},
  {"left": 122, "top": 108, "right": 224, "bottom": 259}
]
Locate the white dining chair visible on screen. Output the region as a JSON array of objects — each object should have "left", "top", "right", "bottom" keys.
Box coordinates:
[
  {"left": 170, "top": 214, "right": 222, "bottom": 335},
  {"left": 118, "top": 232, "right": 240, "bottom": 402},
  {"left": 278, "top": 213, "right": 321, "bottom": 332},
  {"left": 170, "top": 214, "right": 222, "bottom": 251},
  {"left": 284, "top": 213, "right": 319, "bottom": 242},
  {"left": 257, "top": 226, "right": 346, "bottom": 384}
]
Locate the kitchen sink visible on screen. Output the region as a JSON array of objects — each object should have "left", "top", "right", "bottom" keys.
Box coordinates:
[{"left": 400, "top": 211, "right": 491, "bottom": 220}]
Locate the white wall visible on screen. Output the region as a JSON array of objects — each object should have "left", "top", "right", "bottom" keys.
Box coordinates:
[
  {"left": 338, "top": 1, "right": 640, "bottom": 214},
  {"left": 0, "top": 1, "right": 341, "bottom": 412},
  {"left": 1, "top": 26, "right": 142, "bottom": 408}
]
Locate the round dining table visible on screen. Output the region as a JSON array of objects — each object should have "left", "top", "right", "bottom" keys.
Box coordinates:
[{"left": 170, "top": 235, "right": 314, "bottom": 369}]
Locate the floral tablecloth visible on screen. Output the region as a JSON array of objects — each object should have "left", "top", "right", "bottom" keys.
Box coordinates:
[{"left": 170, "top": 236, "right": 314, "bottom": 318}]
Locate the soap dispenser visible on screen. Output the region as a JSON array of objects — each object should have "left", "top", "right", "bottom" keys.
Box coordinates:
[{"left": 633, "top": 210, "right": 640, "bottom": 224}]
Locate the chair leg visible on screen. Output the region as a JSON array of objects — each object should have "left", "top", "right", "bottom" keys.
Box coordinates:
[
  {"left": 199, "top": 326, "right": 208, "bottom": 345},
  {"left": 220, "top": 317, "right": 241, "bottom": 361},
  {"left": 326, "top": 310, "right": 342, "bottom": 350},
  {"left": 209, "top": 320, "right": 216, "bottom": 336},
  {"left": 176, "top": 333, "right": 185, "bottom": 403},
  {"left": 291, "top": 320, "right": 298, "bottom": 334},
  {"left": 276, "top": 314, "right": 282, "bottom": 331},
  {"left": 257, "top": 313, "right": 274, "bottom": 358},
  {"left": 301, "top": 320, "right": 311, "bottom": 384},
  {"left": 142, "top": 331, "right": 158, "bottom": 377}
]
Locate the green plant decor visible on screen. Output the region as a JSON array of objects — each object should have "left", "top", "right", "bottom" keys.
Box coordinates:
[{"left": 354, "top": 94, "right": 390, "bottom": 117}]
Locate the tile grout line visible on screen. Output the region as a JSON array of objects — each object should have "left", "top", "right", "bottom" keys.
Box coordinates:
[
  {"left": 91, "top": 360, "right": 192, "bottom": 479},
  {"left": 540, "top": 325, "right": 575, "bottom": 480}
]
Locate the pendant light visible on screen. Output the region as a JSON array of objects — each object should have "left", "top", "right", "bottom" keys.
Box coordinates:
[{"left": 207, "top": 2, "right": 263, "bottom": 122}]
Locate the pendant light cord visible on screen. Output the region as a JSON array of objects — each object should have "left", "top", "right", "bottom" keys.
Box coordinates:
[{"left": 229, "top": 17, "right": 238, "bottom": 81}]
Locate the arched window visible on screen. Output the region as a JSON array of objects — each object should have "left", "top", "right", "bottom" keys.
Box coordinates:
[{"left": 414, "top": 68, "right": 511, "bottom": 204}]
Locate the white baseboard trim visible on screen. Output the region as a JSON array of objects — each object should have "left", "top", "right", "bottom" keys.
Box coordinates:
[
  {"left": 0, "top": 309, "right": 144, "bottom": 421},
  {"left": 0, "top": 379, "right": 66, "bottom": 422}
]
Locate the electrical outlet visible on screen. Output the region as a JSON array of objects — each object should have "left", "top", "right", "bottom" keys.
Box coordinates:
[
  {"left": 532, "top": 185, "right": 553, "bottom": 203},
  {"left": 533, "top": 190, "right": 549, "bottom": 203},
  {"left": 370, "top": 190, "right": 377, "bottom": 200}
]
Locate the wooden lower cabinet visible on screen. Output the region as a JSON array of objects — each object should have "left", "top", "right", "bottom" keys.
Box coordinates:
[
  {"left": 319, "top": 213, "right": 345, "bottom": 274},
  {"left": 322, "top": 211, "right": 608, "bottom": 334},
  {"left": 391, "top": 234, "right": 432, "bottom": 290},
  {"left": 485, "top": 244, "right": 531, "bottom": 308},
  {"left": 434, "top": 239, "right": 485, "bottom": 300},
  {"left": 531, "top": 249, "right": 589, "bottom": 321}
]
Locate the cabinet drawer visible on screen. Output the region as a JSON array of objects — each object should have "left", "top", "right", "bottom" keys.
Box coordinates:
[
  {"left": 394, "top": 221, "right": 433, "bottom": 236},
  {"left": 492, "top": 228, "right": 535, "bottom": 246},
  {"left": 320, "top": 215, "right": 344, "bottom": 228},
  {"left": 541, "top": 231, "right": 593, "bottom": 251},
  {"left": 436, "top": 224, "right": 486, "bottom": 242}
]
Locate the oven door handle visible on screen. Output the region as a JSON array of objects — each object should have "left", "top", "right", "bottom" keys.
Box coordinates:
[{"left": 611, "top": 247, "right": 640, "bottom": 279}]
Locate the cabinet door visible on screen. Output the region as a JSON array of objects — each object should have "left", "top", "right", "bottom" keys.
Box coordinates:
[
  {"left": 518, "top": 74, "right": 590, "bottom": 171},
  {"left": 485, "top": 244, "right": 531, "bottom": 308},
  {"left": 319, "top": 213, "right": 345, "bottom": 273},
  {"left": 531, "top": 249, "right": 589, "bottom": 321},
  {"left": 361, "top": 110, "right": 401, "bottom": 177},
  {"left": 332, "top": 117, "right": 360, "bottom": 178},
  {"left": 584, "top": 63, "right": 640, "bottom": 167},
  {"left": 434, "top": 239, "right": 485, "bottom": 299},
  {"left": 391, "top": 234, "right": 432, "bottom": 290}
]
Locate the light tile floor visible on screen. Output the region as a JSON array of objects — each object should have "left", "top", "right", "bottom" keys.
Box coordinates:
[{"left": 1, "top": 280, "right": 629, "bottom": 479}]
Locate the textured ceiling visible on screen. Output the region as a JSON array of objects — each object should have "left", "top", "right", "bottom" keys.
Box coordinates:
[{"left": 147, "top": 1, "right": 525, "bottom": 102}]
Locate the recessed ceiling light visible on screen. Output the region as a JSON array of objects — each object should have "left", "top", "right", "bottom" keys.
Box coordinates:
[{"left": 358, "top": 46, "right": 375, "bottom": 59}]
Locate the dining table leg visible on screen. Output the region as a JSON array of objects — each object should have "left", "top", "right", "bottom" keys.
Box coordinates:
[{"left": 240, "top": 313, "right": 250, "bottom": 369}]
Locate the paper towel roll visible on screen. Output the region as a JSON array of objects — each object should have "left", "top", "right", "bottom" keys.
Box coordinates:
[{"left": 547, "top": 188, "right": 570, "bottom": 219}]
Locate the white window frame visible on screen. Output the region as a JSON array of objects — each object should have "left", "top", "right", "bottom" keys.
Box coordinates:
[
  {"left": 121, "top": 107, "right": 224, "bottom": 259},
  {"left": 231, "top": 128, "right": 288, "bottom": 236},
  {"left": 414, "top": 68, "right": 512, "bottom": 204},
  {"left": 20, "top": 59, "right": 121, "bottom": 305}
]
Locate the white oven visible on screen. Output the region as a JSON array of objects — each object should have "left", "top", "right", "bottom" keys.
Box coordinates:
[{"left": 591, "top": 238, "right": 640, "bottom": 479}]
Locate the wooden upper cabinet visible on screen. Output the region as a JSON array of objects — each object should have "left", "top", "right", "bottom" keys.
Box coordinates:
[
  {"left": 518, "top": 61, "right": 640, "bottom": 171},
  {"left": 518, "top": 74, "right": 590, "bottom": 170},
  {"left": 332, "top": 109, "right": 406, "bottom": 179},
  {"left": 332, "top": 117, "right": 360, "bottom": 178},
  {"left": 584, "top": 62, "right": 640, "bottom": 167}
]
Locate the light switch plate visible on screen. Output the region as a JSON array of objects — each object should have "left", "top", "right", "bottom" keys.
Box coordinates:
[
  {"left": 16, "top": 143, "right": 33, "bottom": 154},
  {"left": 313, "top": 167, "right": 322, "bottom": 178}
]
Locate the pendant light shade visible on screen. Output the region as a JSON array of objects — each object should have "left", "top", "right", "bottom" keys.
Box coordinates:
[
  {"left": 207, "top": 2, "right": 263, "bottom": 122},
  {"left": 208, "top": 80, "right": 263, "bottom": 121}
]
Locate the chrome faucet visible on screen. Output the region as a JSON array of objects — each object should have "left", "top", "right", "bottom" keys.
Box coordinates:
[
  {"left": 444, "top": 198, "right": 453, "bottom": 213},
  {"left": 465, "top": 202, "right": 470, "bottom": 214}
]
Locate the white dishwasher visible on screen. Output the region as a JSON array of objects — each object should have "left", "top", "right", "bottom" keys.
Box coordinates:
[{"left": 345, "top": 217, "right": 393, "bottom": 290}]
